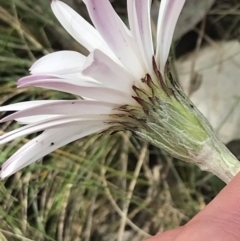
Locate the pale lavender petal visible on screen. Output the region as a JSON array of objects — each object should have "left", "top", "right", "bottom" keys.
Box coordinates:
[
  {"left": 18, "top": 80, "right": 134, "bottom": 104},
  {"left": 82, "top": 49, "right": 135, "bottom": 94},
  {"left": 0, "top": 116, "right": 110, "bottom": 144},
  {"left": 83, "top": 0, "right": 145, "bottom": 80},
  {"left": 0, "top": 100, "right": 60, "bottom": 111},
  {"left": 51, "top": 1, "right": 113, "bottom": 56},
  {"left": 16, "top": 115, "right": 60, "bottom": 124},
  {"left": 18, "top": 75, "right": 58, "bottom": 86},
  {"left": 127, "top": 0, "right": 154, "bottom": 74},
  {"left": 30, "top": 51, "right": 85, "bottom": 75},
  {"left": 1, "top": 100, "right": 119, "bottom": 122},
  {"left": 17, "top": 76, "right": 100, "bottom": 88},
  {"left": 156, "top": 0, "right": 186, "bottom": 72},
  {"left": 0, "top": 124, "right": 107, "bottom": 179},
  {"left": 18, "top": 74, "right": 99, "bottom": 89}
]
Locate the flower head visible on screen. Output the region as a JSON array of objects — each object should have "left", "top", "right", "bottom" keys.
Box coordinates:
[{"left": 1, "top": 0, "right": 240, "bottom": 182}]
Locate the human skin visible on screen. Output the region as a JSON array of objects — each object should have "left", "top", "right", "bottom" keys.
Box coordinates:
[{"left": 144, "top": 172, "right": 240, "bottom": 241}]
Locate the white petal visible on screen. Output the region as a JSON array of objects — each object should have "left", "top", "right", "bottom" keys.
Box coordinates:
[
  {"left": 0, "top": 100, "right": 59, "bottom": 111},
  {"left": 18, "top": 73, "right": 100, "bottom": 90},
  {"left": 18, "top": 75, "right": 101, "bottom": 88},
  {"left": 156, "top": 0, "right": 186, "bottom": 72},
  {"left": 30, "top": 51, "right": 86, "bottom": 74},
  {"left": 51, "top": 1, "right": 112, "bottom": 56},
  {"left": 16, "top": 115, "right": 59, "bottom": 124},
  {"left": 82, "top": 49, "right": 135, "bottom": 94},
  {"left": 127, "top": 0, "right": 154, "bottom": 74},
  {"left": 0, "top": 124, "right": 106, "bottom": 179},
  {"left": 1, "top": 100, "right": 119, "bottom": 122},
  {"left": 83, "top": 0, "right": 145, "bottom": 80},
  {"left": 18, "top": 80, "right": 134, "bottom": 104},
  {"left": 0, "top": 116, "right": 110, "bottom": 144}
]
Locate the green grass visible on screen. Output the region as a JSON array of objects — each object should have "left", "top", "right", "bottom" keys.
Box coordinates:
[{"left": 0, "top": 0, "right": 237, "bottom": 240}]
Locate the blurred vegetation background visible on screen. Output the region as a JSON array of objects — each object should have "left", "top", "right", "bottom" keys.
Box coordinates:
[{"left": 0, "top": 0, "right": 240, "bottom": 240}]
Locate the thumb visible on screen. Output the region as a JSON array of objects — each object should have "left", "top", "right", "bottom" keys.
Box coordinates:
[
  {"left": 144, "top": 171, "right": 240, "bottom": 241},
  {"left": 188, "top": 170, "right": 240, "bottom": 233}
]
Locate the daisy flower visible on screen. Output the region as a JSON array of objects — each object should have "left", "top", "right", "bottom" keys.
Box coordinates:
[{"left": 0, "top": 0, "right": 239, "bottom": 182}]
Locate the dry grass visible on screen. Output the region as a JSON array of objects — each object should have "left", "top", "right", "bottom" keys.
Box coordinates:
[{"left": 0, "top": 0, "right": 238, "bottom": 240}]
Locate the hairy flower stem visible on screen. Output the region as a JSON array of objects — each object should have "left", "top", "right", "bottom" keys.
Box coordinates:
[
  {"left": 194, "top": 139, "right": 240, "bottom": 183},
  {"left": 119, "top": 61, "right": 240, "bottom": 183}
]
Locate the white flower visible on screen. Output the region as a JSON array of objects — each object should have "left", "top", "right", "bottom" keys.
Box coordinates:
[
  {"left": 0, "top": 0, "right": 185, "bottom": 179},
  {"left": 2, "top": 0, "right": 239, "bottom": 183}
]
